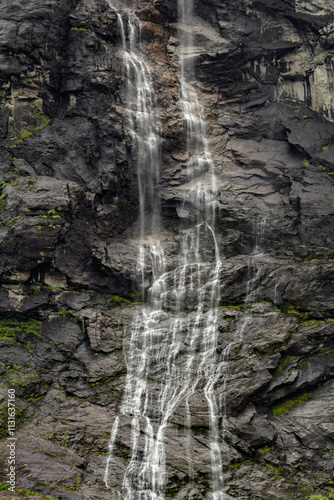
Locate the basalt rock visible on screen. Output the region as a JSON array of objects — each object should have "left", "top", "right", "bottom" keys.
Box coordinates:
[{"left": 0, "top": 0, "right": 334, "bottom": 499}]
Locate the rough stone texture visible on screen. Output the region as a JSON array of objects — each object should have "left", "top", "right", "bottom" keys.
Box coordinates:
[{"left": 0, "top": 0, "right": 334, "bottom": 499}]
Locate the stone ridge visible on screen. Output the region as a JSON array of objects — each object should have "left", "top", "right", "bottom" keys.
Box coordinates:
[{"left": 0, "top": 0, "right": 333, "bottom": 498}]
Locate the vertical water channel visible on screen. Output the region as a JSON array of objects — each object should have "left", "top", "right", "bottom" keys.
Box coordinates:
[{"left": 104, "top": 1, "right": 226, "bottom": 498}]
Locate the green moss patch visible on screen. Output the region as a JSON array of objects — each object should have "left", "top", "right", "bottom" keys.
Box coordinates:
[
  {"left": 301, "top": 318, "right": 334, "bottom": 326},
  {"left": 277, "top": 356, "right": 298, "bottom": 371},
  {"left": 108, "top": 295, "right": 142, "bottom": 307},
  {"left": 272, "top": 393, "right": 311, "bottom": 416},
  {"left": 0, "top": 318, "right": 42, "bottom": 342},
  {"left": 0, "top": 404, "right": 26, "bottom": 438},
  {"left": 0, "top": 483, "right": 59, "bottom": 499},
  {"left": 257, "top": 446, "right": 274, "bottom": 454},
  {"left": 8, "top": 101, "right": 51, "bottom": 154}
]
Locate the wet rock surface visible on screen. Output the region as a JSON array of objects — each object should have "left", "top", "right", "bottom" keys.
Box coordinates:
[{"left": 0, "top": 0, "right": 334, "bottom": 499}]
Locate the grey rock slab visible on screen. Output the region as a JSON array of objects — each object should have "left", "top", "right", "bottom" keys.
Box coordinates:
[
  {"left": 42, "top": 316, "right": 85, "bottom": 352},
  {"left": 272, "top": 380, "right": 334, "bottom": 450}
]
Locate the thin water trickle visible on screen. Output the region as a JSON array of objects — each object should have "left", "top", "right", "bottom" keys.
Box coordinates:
[
  {"left": 104, "top": 416, "right": 120, "bottom": 489},
  {"left": 245, "top": 217, "right": 266, "bottom": 305},
  {"left": 236, "top": 217, "right": 267, "bottom": 342}
]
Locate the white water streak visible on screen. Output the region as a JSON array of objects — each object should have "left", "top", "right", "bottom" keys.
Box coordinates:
[
  {"left": 104, "top": 416, "right": 119, "bottom": 488},
  {"left": 236, "top": 217, "right": 267, "bottom": 342}
]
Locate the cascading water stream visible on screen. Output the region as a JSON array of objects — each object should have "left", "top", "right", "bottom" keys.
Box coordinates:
[
  {"left": 105, "top": 1, "right": 227, "bottom": 498},
  {"left": 104, "top": 6, "right": 166, "bottom": 498},
  {"left": 177, "top": 0, "right": 226, "bottom": 497}
]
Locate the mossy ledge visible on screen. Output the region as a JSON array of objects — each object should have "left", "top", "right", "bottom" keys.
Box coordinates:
[{"left": 272, "top": 393, "right": 312, "bottom": 417}]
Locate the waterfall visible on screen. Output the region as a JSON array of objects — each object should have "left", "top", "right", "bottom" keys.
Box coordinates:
[{"left": 104, "top": 1, "right": 226, "bottom": 498}]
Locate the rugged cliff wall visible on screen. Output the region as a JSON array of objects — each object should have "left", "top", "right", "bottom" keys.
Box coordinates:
[{"left": 0, "top": 0, "right": 334, "bottom": 499}]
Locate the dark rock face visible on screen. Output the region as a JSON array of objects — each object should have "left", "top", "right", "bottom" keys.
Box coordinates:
[{"left": 0, "top": 0, "right": 334, "bottom": 499}]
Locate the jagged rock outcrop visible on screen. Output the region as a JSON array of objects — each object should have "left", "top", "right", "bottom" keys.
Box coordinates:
[{"left": 0, "top": 0, "right": 334, "bottom": 499}]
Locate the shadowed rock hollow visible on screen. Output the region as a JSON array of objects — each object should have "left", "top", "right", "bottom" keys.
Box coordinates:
[{"left": 0, "top": 0, "right": 334, "bottom": 499}]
